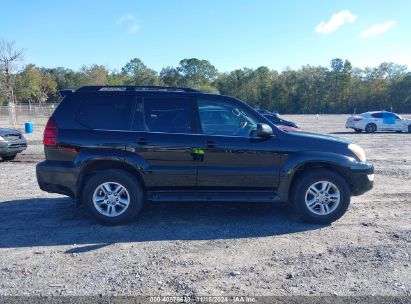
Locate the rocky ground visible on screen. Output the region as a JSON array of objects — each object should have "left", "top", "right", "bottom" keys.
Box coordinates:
[{"left": 0, "top": 115, "right": 410, "bottom": 297}]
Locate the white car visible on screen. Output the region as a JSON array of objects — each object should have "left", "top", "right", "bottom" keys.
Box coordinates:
[{"left": 346, "top": 111, "right": 411, "bottom": 133}]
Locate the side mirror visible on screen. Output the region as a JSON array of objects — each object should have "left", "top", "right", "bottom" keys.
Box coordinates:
[{"left": 256, "top": 123, "right": 273, "bottom": 138}]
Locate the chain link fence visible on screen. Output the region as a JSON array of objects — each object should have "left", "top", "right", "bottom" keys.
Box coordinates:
[{"left": 0, "top": 103, "right": 58, "bottom": 127}]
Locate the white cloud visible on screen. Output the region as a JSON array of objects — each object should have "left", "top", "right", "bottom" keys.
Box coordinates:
[
  {"left": 129, "top": 24, "right": 140, "bottom": 34},
  {"left": 116, "top": 14, "right": 135, "bottom": 24},
  {"left": 316, "top": 10, "right": 357, "bottom": 34},
  {"left": 116, "top": 14, "right": 139, "bottom": 34},
  {"left": 361, "top": 20, "right": 397, "bottom": 38}
]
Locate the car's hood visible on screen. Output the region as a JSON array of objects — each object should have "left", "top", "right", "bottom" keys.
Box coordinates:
[
  {"left": 0, "top": 128, "right": 22, "bottom": 136},
  {"left": 281, "top": 128, "right": 352, "bottom": 144}
]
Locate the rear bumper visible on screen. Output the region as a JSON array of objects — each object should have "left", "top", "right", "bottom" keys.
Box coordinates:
[
  {"left": 350, "top": 162, "right": 374, "bottom": 196},
  {"left": 346, "top": 123, "right": 360, "bottom": 130},
  {"left": 36, "top": 160, "right": 78, "bottom": 198},
  {"left": 0, "top": 139, "right": 27, "bottom": 156}
]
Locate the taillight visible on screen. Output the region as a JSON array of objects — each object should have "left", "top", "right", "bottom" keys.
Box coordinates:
[
  {"left": 43, "top": 117, "right": 58, "bottom": 146},
  {"left": 354, "top": 118, "right": 362, "bottom": 122}
]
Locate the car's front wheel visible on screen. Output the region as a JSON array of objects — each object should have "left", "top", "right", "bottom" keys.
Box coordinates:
[
  {"left": 408, "top": 125, "right": 411, "bottom": 133},
  {"left": 292, "top": 169, "right": 351, "bottom": 224},
  {"left": 82, "top": 170, "right": 143, "bottom": 224}
]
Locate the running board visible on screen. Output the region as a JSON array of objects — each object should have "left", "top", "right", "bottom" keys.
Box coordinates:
[{"left": 147, "top": 192, "right": 281, "bottom": 203}]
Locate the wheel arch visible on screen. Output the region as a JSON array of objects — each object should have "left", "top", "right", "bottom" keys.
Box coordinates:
[
  {"left": 288, "top": 161, "right": 352, "bottom": 202},
  {"left": 76, "top": 159, "right": 146, "bottom": 204}
]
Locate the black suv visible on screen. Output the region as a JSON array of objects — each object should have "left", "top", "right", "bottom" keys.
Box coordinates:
[{"left": 36, "top": 86, "right": 374, "bottom": 224}]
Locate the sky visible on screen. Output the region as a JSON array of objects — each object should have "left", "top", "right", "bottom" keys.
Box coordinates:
[{"left": 1, "top": 0, "right": 410, "bottom": 73}]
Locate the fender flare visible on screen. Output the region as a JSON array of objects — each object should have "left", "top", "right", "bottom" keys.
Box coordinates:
[
  {"left": 277, "top": 151, "right": 356, "bottom": 202},
  {"left": 74, "top": 148, "right": 149, "bottom": 201}
]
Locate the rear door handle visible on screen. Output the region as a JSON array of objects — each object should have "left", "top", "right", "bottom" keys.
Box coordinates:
[
  {"left": 137, "top": 137, "right": 148, "bottom": 145},
  {"left": 206, "top": 140, "right": 216, "bottom": 148}
]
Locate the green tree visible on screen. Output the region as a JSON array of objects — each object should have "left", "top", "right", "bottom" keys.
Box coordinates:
[
  {"left": 44, "top": 67, "right": 84, "bottom": 89},
  {"left": 121, "top": 58, "right": 159, "bottom": 85},
  {"left": 177, "top": 58, "right": 218, "bottom": 88},
  {"left": 14, "top": 64, "right": 57, "bottom": 103},
  {"left": 159, "top": 66, "right": 182, "bottom": 86},
  {"left": 80, "top": 64, "right": 109, "bottom": 85}
]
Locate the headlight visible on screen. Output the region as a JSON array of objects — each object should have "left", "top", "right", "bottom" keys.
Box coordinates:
[{"left": 348, "top": 143, "right": 366, "bottom": 162}]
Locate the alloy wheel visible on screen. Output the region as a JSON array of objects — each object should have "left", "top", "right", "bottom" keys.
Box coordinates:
[
  {"left": 92, "top": 182, "right": 130, "bottom": 217},
  {"left": 305, "top": 181, "right": 340, "bottom": 215}
]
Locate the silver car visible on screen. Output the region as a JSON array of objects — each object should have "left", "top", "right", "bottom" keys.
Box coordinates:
[
  {"left": 0, "top": 128, "right": 27, "bottom": 161},
  {"left": 346, "top": 111, "right": 411, "bottom": 133}
]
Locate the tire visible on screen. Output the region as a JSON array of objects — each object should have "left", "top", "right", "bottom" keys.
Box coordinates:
[
  {"left": 365, "top": 123, "right": 377, "bottom": 133},
  {"left": 292, "top": 169, "right": 351, "bottom": 224},
  {"left": 1, "top": 154, "right": 17, "bottom": 161},
  {"left": 82, "top": 169, "right": 143, "bottom": 225},
  {"left": 354, "top": 129, "right": 362, "bottom": 133},
  {"left": 408, "top": 125, "right": 411, "bottom": 133}
]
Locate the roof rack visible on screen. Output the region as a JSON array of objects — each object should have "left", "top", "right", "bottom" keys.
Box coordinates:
[{"left": 75, "top": 85, "right": 201, "bottom": 93}]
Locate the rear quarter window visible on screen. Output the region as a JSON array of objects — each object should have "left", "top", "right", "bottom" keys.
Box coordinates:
[{"left": 76, "top": 94, "right": 133, "bottom": 130}]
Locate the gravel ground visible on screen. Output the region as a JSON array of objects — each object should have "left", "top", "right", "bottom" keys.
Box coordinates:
[{"left": 0, "top": 115, "right": 410, "bottom": 297}]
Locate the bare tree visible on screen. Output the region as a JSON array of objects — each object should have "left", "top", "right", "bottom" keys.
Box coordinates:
[{"left": 0, "top": 39, "right": 24, "bottom": 104}]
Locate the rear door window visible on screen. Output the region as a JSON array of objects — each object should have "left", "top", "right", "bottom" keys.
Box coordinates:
[
  {"left": 371, "top": 113, "right": 383, "bottom": 118},
  {"left": 132, "top": 96, "right": 193, "bottom": 134},
  {"left": 76, "top": 94, "right": 133, "bottom": 130}
]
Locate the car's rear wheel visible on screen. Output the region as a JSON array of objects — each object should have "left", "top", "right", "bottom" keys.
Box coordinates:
[
  {"left": 1, "top": 154, "right": 17, "bottom": 161},
  {"left": 354, "top": 129, "right": 362, "bottom": 133},
  {"left": 292, "top": 169, "right": 351, "bottom": 224},
  {"left": 365, "top": 123, "right": 377, "bottom": 133},
  {"left": 82, "top": 169, "right": 143, "bottom": 224}
]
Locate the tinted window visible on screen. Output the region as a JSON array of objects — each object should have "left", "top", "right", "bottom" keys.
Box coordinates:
[
  {"left": 371, "top": 113, "right": 383, "bottom": 118},
  {"left": 76, "top": 95, "right": 132, "bottom": 130},
  {"left": 197, "top": 99, "right": 260, "bottom": 137},
  {"left": 383, "top": 112, "right": 395, "bottom": 119},
  {"left": 132, "top": 97, "right": 192, "bottom": 134}
]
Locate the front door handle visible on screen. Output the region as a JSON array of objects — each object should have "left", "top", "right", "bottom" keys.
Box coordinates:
[
  {"left": 206, "top": 140, "right": 216, "bottom": 148},
  {"left": 137, "top": 137, "right": 148, "bottom": 145}
]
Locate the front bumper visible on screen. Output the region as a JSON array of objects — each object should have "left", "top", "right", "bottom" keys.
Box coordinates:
[
  {"left": 350, "top": 161, "right": 374, "bottom": 196},
  {"left": 0, "top": 139, "right": 27, "bottom": 156},
  {"left": 36, "top": 160, "right": 79, "bottom": 198}
]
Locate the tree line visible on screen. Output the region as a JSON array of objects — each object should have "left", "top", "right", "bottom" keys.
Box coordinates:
[{"left": 1, "top": 42, "right": 410, "bottom": 114}]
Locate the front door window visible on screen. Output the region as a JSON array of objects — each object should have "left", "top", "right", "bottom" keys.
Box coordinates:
[{"left": 197, "top": 99, "right": 259, "bottom": 137}]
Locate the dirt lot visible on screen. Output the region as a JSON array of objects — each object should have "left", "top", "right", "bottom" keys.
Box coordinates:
[{"left": 0, "top": 114, "right": 410, "bottom": 297}]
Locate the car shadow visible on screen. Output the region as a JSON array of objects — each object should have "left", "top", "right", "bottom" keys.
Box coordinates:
[{"left": 0, "top": 197, "right": 325, "bottom": 250}]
